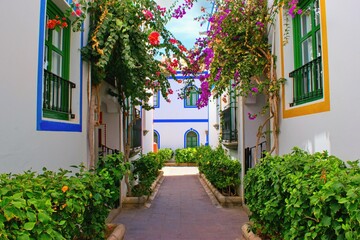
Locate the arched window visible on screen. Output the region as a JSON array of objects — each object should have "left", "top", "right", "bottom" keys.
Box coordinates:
[
  {"left": 153, "top": 130, "right": 160, "bottom": 148},
  {"left": 184, "top": 85, "right": 198, "bottom": 108},
  {"left": 185, "top": 130, "right": 198, "bottom": 148}
]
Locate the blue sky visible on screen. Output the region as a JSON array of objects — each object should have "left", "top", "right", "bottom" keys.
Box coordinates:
[{"left": 156, "top": 0, "right": 213, "bottom": 49}]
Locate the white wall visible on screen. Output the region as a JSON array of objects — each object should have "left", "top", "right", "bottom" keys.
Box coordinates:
[
  {"left": 142, "top": 97, "right": 154, "bottom": 154},
  {"left": 153, "top": 78, "right": 209, "bottom": 150},
  {"left": 0, "top": 0, "right": 89, "bottom": 173},
  {"left": 208, "top": 95, "right": 220, "bottom": 148},
  {"left": 276, "top": 1, "right": 360, "bottom": 161}
]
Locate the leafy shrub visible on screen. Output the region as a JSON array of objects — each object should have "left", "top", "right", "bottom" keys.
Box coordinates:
[
  {"left": 96, "top": 153, "right": 127, "bottom": 208},
  {"left": 0, "top": 165, "right": 120, "bottom": 239},
  {"left": 156, "top": 148, "right": 173, "bottom": 167},
  {"left": 244, "top": 148, "right": 360, "bottom": 240},
  {"left": 197, "top": 146, "right": 241, "bottom": 196},
  {"left": 131, "top": 152, "right": 160, "bottom": 197},
  {"left": 175, "top": 148, "right": 197, "bottom": 163}
]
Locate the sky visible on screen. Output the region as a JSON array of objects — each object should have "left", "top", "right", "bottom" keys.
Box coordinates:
[{"left": 156, "top": 0, "right": 214, "bottom": 50}]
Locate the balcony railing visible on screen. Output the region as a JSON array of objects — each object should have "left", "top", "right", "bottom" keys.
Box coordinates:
[
  {"left": 289, "top": 57, "right": 323, "bottom": 106},
  {"left": 43, "top": 70, "right": 76, "bottom": 120},
  {"left": 99, "top": 144, "right": 119, "bottom": 158},
  {"left": 245, "top": 141, "right": 267, "bottom": 173}
]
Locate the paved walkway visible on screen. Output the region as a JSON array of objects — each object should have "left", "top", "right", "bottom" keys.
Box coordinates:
[{"left": 113, "top": 167, "right": 249, "bottom": 240}]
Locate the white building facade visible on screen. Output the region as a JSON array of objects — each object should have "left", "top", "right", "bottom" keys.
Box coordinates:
[
  {"left": 275, "top": 0, "right": 360, "bottom": 161},
  {"left": 0, "top": 0, "right": 90, "bottom": 173},
  {"left": 153, "top": 72, "right": 209, "bottom": 150}
]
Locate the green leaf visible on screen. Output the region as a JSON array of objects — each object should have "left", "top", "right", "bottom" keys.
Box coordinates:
[
  {"left": 38, "top": 211, "right": 51, "bottom": 223},
  {"left": 23, "top": 221, "right": 36, "bottom": 230},
  {"left": 321, "top": 216, "right": 331, "bottom": 227}
]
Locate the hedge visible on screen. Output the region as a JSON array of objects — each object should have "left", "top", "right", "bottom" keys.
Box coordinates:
[
  {"left": 0, "top": 159, "right": 126, "bottom": 240},
  {"left": 197, "top": 146, "right": 241, "bottom": 196},
  {"left": 244, "top": 148, "right": 360, "bottom": 239},
  {"left": 175, "top": 148, "right": 197, "bottom": 163}
]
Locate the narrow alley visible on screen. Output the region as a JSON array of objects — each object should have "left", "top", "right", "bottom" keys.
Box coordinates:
[{"left": 113, "top": 167, "right": 249, "bottom": 240}]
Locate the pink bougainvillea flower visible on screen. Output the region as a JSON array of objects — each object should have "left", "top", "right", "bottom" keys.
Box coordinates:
[
  {"left": 168, "top": 88, "right": 173, "bottom": 94},
  {"left": 142, "top": 10, "right": 153, "bottom": 20},
  {"left": 148, "top": 31, "right": 160, "bottom": 46},
  {"left": 297, "top": 9, "right": 303, "bottom": 14},
  {"left": 169, "top": 38, "right": 178, "bottom": 44},
  {"left": 256, "top": 21, "right": 264, "bottom": 28},
  {"left": 248, "top": 112, "right": 257, "bottom": 120},
  {"left": 251, "top": 87, "right": 259, "bottom": 93},
  {"left": 167, "top": 65, "right": 176, "bottom": 75},
  {"left": 157, "top": 5, "right": 166, "bottom": 16}
]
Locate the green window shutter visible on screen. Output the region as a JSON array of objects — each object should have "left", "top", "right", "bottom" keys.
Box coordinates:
[
  {"left": 290, "top": 0, "right": 323, "bottom": 106},
  {"left": 43, "top": 0, "right": 73, "bottom": 120},
  {"left": 186, "top": 131, "right": 198, "bottom": 148},
  {"left": 185, "top": 86, "right": 198, "bottom": 107}
]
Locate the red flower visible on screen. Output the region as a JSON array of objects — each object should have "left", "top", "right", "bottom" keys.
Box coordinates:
[
  {"left": 168, "top": 88, "right": 173, "bottom": 94},
  {"left": 75, "top": 8, "right": 82, "bottom": 16},
  {"left": 47, "top": 17, "right": 68, "bottom": 30},
  {"left": 169, "top": 38, "right": 178, "bottom": 44},
  {"left": 178, "top": 45, "right": 187, "bottom": 52},
  {"left": 47, "top": 20, "right": 57, "bottom": 29},
  {"left": 148, "top": 31, "right": 160, "bottom": 46},
  {"left": 170, "top": 59, "right": 178, "bottom": 68},
  {"left": 156, "top": 71, "right": 161, "bottom": 77},
  {"left": 142, "top": 10, "right": 153, "bottom": 20}
]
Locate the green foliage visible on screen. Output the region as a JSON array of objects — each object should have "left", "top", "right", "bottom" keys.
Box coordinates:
[
  {"left": 197, "top": 146, "right": 241, "bottom": 196},
  {"left": 69, "top": 0, "right": 189, "bottom": 110},
  {"left": 0, "top": 165, "right": 120, "bottom": 239},
  {"left": 244, "top": 148, "right": 360, "bottom": 239},
  {"left": 96, "top": 152, "right": 127, "bottom": 208},
  {"left": 175, "top": 148, "right": 198, "bottom": 163},
  {"left": 156, "top": 148, "right": 173, "bottom": 166},
  {"left": 131, "top": 152, "right": 161, "bottom": 197}
]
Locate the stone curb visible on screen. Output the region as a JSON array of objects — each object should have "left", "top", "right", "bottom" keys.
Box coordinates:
[
  {"left": 106, "top": 224, "right": 126, "bottom": 240},
  {"left": 241, "top": 223, "right": 262, "bottom": 240},
  {"left": 199, "top": 173, "right": 242, "bottom": 207},
  {"left": 198, "top": 174, "right": 222, "bottom": 208},
  {"left": 164, "top": 162, "right": 198, "bottom": 167},
  {"left": 122, "top": 171, "right": 164, "bottom": 208}
]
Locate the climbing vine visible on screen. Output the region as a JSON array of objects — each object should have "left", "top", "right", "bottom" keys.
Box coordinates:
[{"left": 184, "top": 0, "right": 302, "bottom": 157}]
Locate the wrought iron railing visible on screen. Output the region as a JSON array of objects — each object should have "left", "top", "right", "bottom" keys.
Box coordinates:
[
  {"left": 245, "top": 141, "right": 267, "bottom": 173},
  {"left": 99, "top": 144, "right": 119, "bottom": 157},
  {"left": 289, "top": 57, "right": 323, "bottom": 106},
  {"left": 43, "top": 69, "right": 76, "bottom": 119}
]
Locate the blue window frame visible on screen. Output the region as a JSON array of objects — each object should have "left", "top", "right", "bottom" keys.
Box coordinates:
[
  {"left": 37, "top": 0, "right": 83, "bottom": 132},
  {"left": 153, "top": 130, "right": 160, "bottom": 149}
]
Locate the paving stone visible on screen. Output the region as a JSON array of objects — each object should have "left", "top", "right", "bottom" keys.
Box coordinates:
[{"left": 113, "top": 167, "right": 249, "bottom": 240}]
